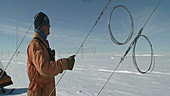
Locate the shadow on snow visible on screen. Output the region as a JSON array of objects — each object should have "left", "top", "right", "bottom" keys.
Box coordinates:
[{"left": 0, "top": 88, "right": 27, "bottom": 95}]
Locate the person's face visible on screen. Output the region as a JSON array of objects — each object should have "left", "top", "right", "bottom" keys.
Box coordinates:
[
  {"left": 41, "top": 23, "right": 50, "bottom": 36},
  {"left": 45, "top": 23, "right": 50, "bottom": 36}
]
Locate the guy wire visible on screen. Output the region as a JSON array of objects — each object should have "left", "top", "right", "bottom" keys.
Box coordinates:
[
  {"left": 96, "top": 0, "right": 162, "bottom": 95},
  {"left": 142, "top": 0, "right": 162, "bottom": 30},
  {"left": 75, "top": 0, "right": 112, "bottom": 56},
  {"left": 49, "top": 0, "right": 115, "bottom": 96},
  {"left": 0, "top": 0, "right": 48, "bottom": 78},
  {"left": 97, "top": 61, "right": 121, "bottom": 96}
]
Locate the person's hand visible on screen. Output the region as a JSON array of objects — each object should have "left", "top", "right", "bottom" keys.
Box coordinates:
[{"left": 67, "top": 55, "right": 75, "bottom": 70}]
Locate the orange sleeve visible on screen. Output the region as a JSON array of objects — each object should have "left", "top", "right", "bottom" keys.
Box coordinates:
[{"left": 28, "top": 40, "right": 68, "bottom": 77}]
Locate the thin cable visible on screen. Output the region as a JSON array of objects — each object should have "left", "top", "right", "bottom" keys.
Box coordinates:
[
  {"left": 97, "top": 36, "right": 153, "bottom": 95},
  {"left": 75, "top": 0, "right": 112, "bottom": 56},
  {"left": 97, "top": 0, "right": 161, "bottom": 95},
  {"left": 130, "top": 0, "right": 162, "bottom": 73},
  {"left": 49, "top": 71, "right": 66, "bottom": 96},
  {"left": 49, "top": 0, "right": 114, "bottom": 95},
  {"left": 142, "top": 0, "right": 162, "bottom": 29},
  {"left": 0, "top": 0, "right": 48, "bottom": 79},
  {"left": 97, "top": 61, "right": 121, "bottom": 96},
  {"left": 96, "top": 35, "right": 136, "bottom": 96}
]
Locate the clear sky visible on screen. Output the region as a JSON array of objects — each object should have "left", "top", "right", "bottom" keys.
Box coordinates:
[{"left": 0, "top": 0, "right": 169, "bottom": 54}]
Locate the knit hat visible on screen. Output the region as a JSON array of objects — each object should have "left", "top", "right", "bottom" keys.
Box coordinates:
[{"left": 34, "top": 12, "right": 50, "bottom": 29}]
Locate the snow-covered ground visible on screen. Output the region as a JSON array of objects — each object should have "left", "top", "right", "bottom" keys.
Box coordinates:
[{"left": 0, "top": 52, "right": 170, "bottom": 96}]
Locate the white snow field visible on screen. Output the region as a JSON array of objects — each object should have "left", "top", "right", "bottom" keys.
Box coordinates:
[{"left": 0, "top": 52, "right": 170, "bottom": 96}]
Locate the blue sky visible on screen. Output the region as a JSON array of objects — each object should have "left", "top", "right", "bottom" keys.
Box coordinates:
[{"left": 0, "top": 0, "right": 169, "bottom": 54}]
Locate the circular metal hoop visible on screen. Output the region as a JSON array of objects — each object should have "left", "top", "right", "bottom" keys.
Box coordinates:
[
  {"left": 108, "top": 5, "right": 134, "bottom": 45},
  {"left": 132, "top": 35, "right": 153, "bottom": 74}
]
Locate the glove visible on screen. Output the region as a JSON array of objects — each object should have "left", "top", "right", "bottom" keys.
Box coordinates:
[{"left": 67, "top": 55, "right": 75, "bottom": 70}]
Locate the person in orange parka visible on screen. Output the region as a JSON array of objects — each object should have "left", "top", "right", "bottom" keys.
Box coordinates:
[{"left": 27, "top": 12, "right": 75, "bottom": 96}]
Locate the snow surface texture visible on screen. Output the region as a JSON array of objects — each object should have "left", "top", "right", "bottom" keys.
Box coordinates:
[{"left": 0, "top": 52, "right": 170, "bottom": 96}]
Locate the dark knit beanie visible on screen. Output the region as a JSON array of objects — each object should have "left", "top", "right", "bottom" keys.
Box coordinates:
[{"left": 34, "top": 12, "right": 50, "bottom": 29}]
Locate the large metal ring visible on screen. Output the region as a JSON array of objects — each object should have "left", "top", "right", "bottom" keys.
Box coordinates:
[
  {"left": 108, "top": 5, "right": 134, "bottom": 45},
  {"left": 132, "top": 35, "right": 153, "bottom": 74}
]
